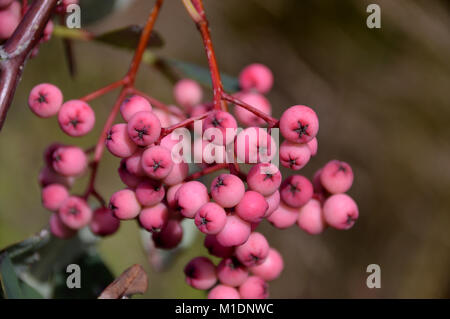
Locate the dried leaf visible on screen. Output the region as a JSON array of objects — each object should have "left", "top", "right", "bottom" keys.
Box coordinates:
[{"left": 98, "top": 264, "right": 148, "bottom": 299}]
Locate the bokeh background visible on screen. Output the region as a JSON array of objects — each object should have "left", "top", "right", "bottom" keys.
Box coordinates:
[{"left": 1, "top": 0, "right": 450, "bottom": 298}]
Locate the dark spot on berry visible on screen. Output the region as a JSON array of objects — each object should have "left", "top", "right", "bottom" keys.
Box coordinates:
[
  {"left": 70, "top": 118, "right": 80, "bottom": 128},
  {"left": 109, "top": 202, "right": 118, "bottom": 211},
  {"left": 37, "top": 93, "right": 48, "bottom": 104},
  {"left": 185, "top": 264, "right": 196, "bottom": 278},
  {"left": 201, "top": 217, "right": 208, "bottom": 225},
  {"left": 69, "top": 206, "right": 79, "bottom": 215},
  {"left": 215, "top": 177, "right": 225, "bottom": 188},
  {"left": 338, "top": 164, "right": 347, "bottom": 173},
  {"left": 263, "top": 173, "right": 273, "bottom": 181},
  {"left": 152, "top": 160, "right": 162, "bottom": 172},
  {"left": 289, "top": 183, "right": 299, "bottom": 195},
  {"left": 294, "top": 121, "right": 309, "bottom": 138},
  {"left": 135, "top": 127, "right": 148, "bottom": 140},
  {"left": 106, "top": 130, "right": 113, "bottom": 141},
  {"left": 211, "top": 116, "right": 223, "bottom": 127}
]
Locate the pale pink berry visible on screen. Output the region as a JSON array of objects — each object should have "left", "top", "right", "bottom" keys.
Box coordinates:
[
  {"left": 58, "top": 100, "right": 95, "bottom": 137},
  {"left": 250, "top": 248, "right": 284, "bottom": 281},
  {"left": 267, "top": 201, "right": 299, "bottom": 229},
  {"left": 235, "top": 232, "right": 269, "bottom": 267},
  {"left": 141, "top": 146, "right": 174, "bottom": 179},
  {"left": 216, "top": 214, "right": 251, "bottom": 247},
  {"left": 194, "top": 138, "right": 228, "bottom": 165},
  {"left": 109, "top": 189, "right": 141, "bottom": 220},
  {"left": 174, "top": 79, "right": 203, "bottom": 110},
  {"left": 323, "top": 194, "right": 359, "bottom": 230},
  {"left": 125, "top": 149, "right": 146, "bottom": 177},
  {"left": 162, "top": 162, "right": 189, "bottom": 186},
  {"left": 174, "top": 181, "right": 209, "bottom": 218},
  {"left": 50, "top": 213, "right": 76, "bottom": 239},
  {"left": 208, "top": 285, "right": 240, "bottom": 299},
  {"left": 41, "top": 184, "right": 69, "bottom": 211},
  {"left": 90, "top": 207, "right": 120, "bottom": 236},
  {"left": 239, "top": 276, "right": 269, "bottom": 299},
  {"left": 58, "top": 196, "right": 92, "bottom": 230},
  {"left": 280, "top": 175, "right": 313, "bottom": 208},
  {"left": 135, "top": 180, "right": 165, "bottom": 207},
  {"left": 216, "top": 257, "right": 249, "bottom": 287},
  {"left": 234, "top": 92, "right": 271, "bottom": 126},
  {"left": 235, "top": 191, "right": 268, "bottom": 223},
  {"left": 234, "top": 127, "right": 276, "bottom": 164},
  {"left": 264, "top": 190, "right": 280, "bottom": 218},
  {"left": 320, "top": 160, "right": 354, "bottom": 194},
  {"left": 297, "top": 199, "right": 326, "bottom": 235},
  {"left": 105, "top": 123, "right": 137, "bottom": 158},
  {"left": 210, "top": 174, "right": 245, "bottom": 208},
  {"left": 38, "top": 166, "right": 74, "bottom": 189},
  {"left": 52, "top": 146, "right": 87, "bottom": 177},
  {"left": 203, "top": 110, "right": 237, "bottom": 145},
  {"left": 204, "top": 235, "right": 234, "bottom": 258},
  {"left": 194, "top": 202, "right": 227, "bottom": 235},
  {"left": 280, "top": 105, "right": 319, "bottom": 144},
  {"left": 28, "top": 83, "right": 63, "bottom": 118},
  {"left": 239, "top": 63, "right": 273, "bottom": 94},
  {"left": 120, "top": 95, "right": 152, "bottom": 122},
  {"left": 127, "top": 111, "right": 161, "bottom": 146},
  {"left": 0, "top": 1, "right": 20, "bottom": 39},
  {"left": 139, "top": 203, "right": 169, "bottom": 232},
  {"left": 118, "top": 159, "right": 143, "bottom": 188},
  {"left": 247, "top": 163, "right": 281, "bottom": 196},
  {"left": 184, "top": 257, "right": 217, "bottom": 290},
  {"left": 152, "top": 219, "right": 183, "bottom": 249},
  {"left": 307, "top": 137, "right": 318, "bottom": 156},
  {"left": 279, "top": 140, "right": 311, "bottom": 170}
]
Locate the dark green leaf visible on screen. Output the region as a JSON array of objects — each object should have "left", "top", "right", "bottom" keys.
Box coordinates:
[
  {"left": 95, "top": 25, "right": 164, "bottom": 50},
  {"left": 0, "top": 253, "right": 23, "bottom": 299}
]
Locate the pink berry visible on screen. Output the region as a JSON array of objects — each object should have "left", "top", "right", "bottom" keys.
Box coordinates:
[
  {"left": 203, "top": 110, "right": 237, "bottom": 145},
  {"left": 58, "top": 100, "right": 96, "bottom": 137},
  {"left": 135, "top": 180, "right": 165, "bottom": 207},
  {"left": 52, "top": 146, "right": 87, "bottom": 177},
  {"left": 174, "top": 79, "right": 203, "bottom": 110},
  {"left": 184, "top": 257, "right": 217, "bottom": 290},
  {"left": 105, "top": 123, "right": 137, "bottom": 158},
  {"left": 127, "top": 111, "right": 161, "bottom": 146},
  {"left": 323, "top": 194, "right": 359, "bottom": 230},
  {"left": 280, "top": 175, "right": 313, "bottom": 208},
  {"left": 264, "top": 190, "right": 280, "bottom": 218},
  {"left": 239, "top": 276, "right": 269, "bottom": 299},
  {"left": 279, "top": 140, "right": 311, "bottom": 170},
  {"left": 49, "top": 213, "right": 76, "bottom": 239},
  {"left": 307, "top": 137, "right": 318, "bottom": 156},
  {"left": 195, "top": 139, "right": 228, "bottom": 165},
  {"left": 141, "top": 146, "right": 174, "bottom": 179},
  {"left": 320, "top": 160, "right": 354, "bottom": 194},
  {"left": 166, "top": 183, "right": 184, "bottom": 209},
  {"left": 239, "top": 63, "right": 273, "bottom": 94},
  {"left": 90, "top": 207, "right": 120, "bottom": 236},
  {"left": 208, "top": 285, "right": 240, "bottom": 299},
  {"left": 234, "top": 92, "right": 272, "bottom": 126},
  {"left": 247, "top": 163, "right": 281, "bottom": 196},
  {"left": 297, "top": 199, "right": 326, "bottom": 235},
  {"left": 210, "top": 174, "right": 245, "bottom": 208},
  {"left": 216, "top": 214, "right": 251, "bottom": 247},
  {"left": 174, "top": 181, "right": 209, "bottom": 218},
  {"left": 41, "top": 184, "right": 69, "bottom": 211},
  {"left": 58, "top": 196, "right": 92, "bottom": 230},
  {"left": 0, "top": 2, "right": 20, "bottom": 39},
  {"left": 152, "top": 219, "right": 183, "bottom": 249},
  {"left": 216, "top": 257, "right": 249, "bottom": 287},
  {"left": 280, "top": 105, "right": 319, "bottom": 144},
  {"left": 204, "top": 235, "right": 234, "bottom": 258},
  {"left": 235, "top": 191, "right": 268, "bottom": 223},
  {"left": 194, "top": 202, "right": 227, "bottom": 235},
  {"left": 109, "top": 189, "right": 141, "bottom": 220},
  {"left": 162, "top": 162, "right": 189, "bottom": 186},
  {"left": 120, "top": 95, "right": 152, "bottom": 122},
  {"left": 235, "top": 232, "right": 270, "bottom": 267},
  {"left": 160, "top": 133, "right": 185, "bottom": 163},
  {"left": 118, "top": 159, "right": 143, "bottom": 188},
  {"left": 38, "top": 166, "right": 74, "bottom": 189},
  {"left": 125, "top": 149, "right": 146, "bottom": 177},
  {"left": 139, "top": 203, "right": 169, "bottom": 232},
  {"left": 234, "top": 127, "right": 276, "bottom": 164},
  {"left": 28, "top": 83, "right": 63, "bottom": 118},
  {"left": 43, "top": 142, "right": 65, "bottom": 167},
  {"left": 267, "top": 201, "right": 298, "bottom": 229},
  {"left": 250, "top": 248, "right": 284, "bottom": 281}
]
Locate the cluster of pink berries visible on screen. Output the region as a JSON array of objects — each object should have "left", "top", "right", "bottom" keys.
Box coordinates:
[{"left": 29, "top": 62, "right": 358, "bottom": 299}]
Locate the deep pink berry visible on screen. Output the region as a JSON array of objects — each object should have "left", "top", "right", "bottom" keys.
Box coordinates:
[
  {"left": 105, "top": 123, "right": 137, "bottom": 158},
  {"left": 297, "top": 198, "right": 326, "bottom": 235},
  {"left": 152, "top": 219, "right": 183, "bottom": 249},
  {"left": 109, "top": 189, "right": 141, "bottom": 220},
  {"left": 320, "top": 160, "right": 354, "bottom": 194},
  {"left": 41, "top": 184, "right": 69, "bottom": 211},
  {"left": 234, "top": 92, "right": 271, "bottom": 126},
  {"left": 280, "top": 175, "right": 313, "bottom": 208},
  {"left": 210, "top": 174, "right": 245, "bottom": 208},
  {"left": 174, "top": 181, "right": 209, "bottom": 218},
  {"left": 174, "top": 79, "right": 203, "bottom": 110},
  {"left": 120, "top": 95, "right": 152, "bottom": 122},
  {"left": 0, "top": 1, "right": 20, "bottom": 39},
  {"left": 28, "top": 83, "right": 63, "bottom": 118},
  {"left": 239, "top": 276, "right": 269, "bottom": 299},
  {"left": 184, "top": 257, "right": 217, "bottom": 290},
  {"left": 194, "top": 202, "right": 227, "bottom": 235},
  {"left": 52, "top": 146, "right": 87, "bottom": 177},
  {"left": 58, "top": 196, "right": 92, "bottom": 230},
  {"left": 216, "top": 214, "right": 251, "bottom": 247},
  {"left": 323, "top": 194, "right": 359, "bottom": 230},
  {"left": 250, "top": 248, "right": 284, "bottom": 281},
  {"left": 247, "top": 163, "right": 281, "bottom": 196},
  {"left": 135, "top": 180, "right": 165, "bottom": 207},
  {"left": 235, "top": 232, "right": 270, "bottom": 267},
  {"left": 127, "top": 111, "right": 161, "bottom": 146},
  {"left": 203, "top": 110, "right": 237, "bottom": 145},
  {"left": 280, "top": 105, "right": 319, "bottom": 144},
  {"left": 234, "top": 127, "right": 276, "bottom": 164},
  {"left": 141, "top": 146, "right": 174, "bottom": 179},
  {"left": 235, "top": 191, "right": 268, "bottom": 223},
  {"left": 58, "top": 100, "right": 96, "bottom": 137},
  {"left": 139, "top": 203, "right": 169, "bottom": 233},
  {"left": 279, "top": 140, "right": 311, "bottom": 170},
  {"left": 208, "top": 285, "right": 240, "bottom": 299},
  {"left": 90, "top": 207, "right": 120, "bottom": 237},
  {"left": 125, "top": 149, "right": 146, "bottom": 177},
  {"left": 267, "top": 201, "right": 299, "bottom": 229},
  {"left": 162, "top": 162, "right": 189, "bottom": 186},
  {"left": 264, "top": 190, "right": 280, "bottom": 218},
  {"left": 239, "top": 63, "right": 273, "bottom": 94},
  {"left": 216, "top": 257, "right": 249, "bottom": 287},
  {"left": 204, "top": 235, "right": 234, "bottom": 258},
  {"left": 118, "top": 159, "right": 143, "bottom": 188},
  {"left": 49, "top": 213, "right": 77, "bottom": 239}
]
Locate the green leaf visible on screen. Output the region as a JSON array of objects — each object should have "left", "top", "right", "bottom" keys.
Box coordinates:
[
  {"left": 95, "top": 25, "right": 164, "bottom": 50},
  {"left": 0, "top": 253, "right": 23, "bottom": 299}
]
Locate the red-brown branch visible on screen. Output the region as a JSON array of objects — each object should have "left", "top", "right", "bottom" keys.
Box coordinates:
[
  {"left": 158, "top": 111, "right": 212, "bottom": 142},
  {"left": 80, "top": 79, "right": 127, "bottom": 102}
]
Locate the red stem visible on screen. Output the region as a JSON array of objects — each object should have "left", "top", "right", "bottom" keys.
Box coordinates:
[
  {"left": 158, "top": 111, "right": 212, "bottom": 141},
  {"left": 80, "top": 79, "right": 127, "bottom": 102}
]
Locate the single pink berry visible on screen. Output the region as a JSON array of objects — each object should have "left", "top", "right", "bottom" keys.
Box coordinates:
[
  {"left": 234, "top": 127, "right": 276, "bottom": 164},
  {"left": 267, "top": 201, "right": 299, "bottom": 229},
  {"left": 210, "top": 174, "right": 245, "bottom": 208},
  {"left": 152, "top": 219, "right": 183, "bottom": 249},
  {"left": 297, "top": 198, "right": 327, "bottom": 235},
  {"left": 120, "top": 95, "right": 152, "bottom": 122},
  {"left": 58, "top": 100, "right": 95, "bottom": 137},
  {"left": 127, "top": 111, "right": 161, "bottom": 146},
  {"left": 141, "top": 145, "right": 174, "bottom": 179},
  {"left": 117, "top": 159, "right": 143, "bottom": 188},
  {"left": 234, "top": 92, "right": 272, "bottom": 126},
  {"left": 307, "top": 137, "right": 318, "bottom": 156},
  {"left": 194, "top": 202, "right": 227, "bottom": 235},
  {"left": 239, "top": 276, "right": 269, "bottom": 299},
  {"left": 235, "top": 232, "right": 270, "bottom": 267},
  {"left": 279, "top": 140, "right": 311, "bottom": 170},
  {"left": 109, "top": 189, "right": 141, "bottom": 220},
  {"left": 0, "top": 1, "right": 20, "bottom": 39},
  {"left": 323, "top": 194, "right": 359, "bottom": 230},
  {"left": 239, "top": 63, "right": 274, "bottom": 94},
  {"left": 139, "top": 203, "right": 169, "bottom": 233},
  {"left": 203, "top": 110, "right": 238, "bottom": 145},
  {"left": 41, "top": 184, "right": 69, "bottom": 211},
  {"left": 250, "top": 248, "right": 284, "bottom": 281},
  {"left": 52, "top": 146, "right": 87, "bottom": 177},
  {"left": 125, "top": 149, "right": 146, "bottom": 177},
  {"left": 90, "top": 207, "right": 120, "bottom": 237},
  {"left": 204, "top": 235, "right": 234, "bottom": 258},
  {"left": 280, "top": 175, "right": 313, "bottom": 208},
  {"left": 135, "top": 180, "right": 165, "bottom": 207},
  {"left": 216, "top": 257, "right": 249, "bottom": 287},
  {"left": 235, "top": 191, "right": 268, "bottom": 223},
  {"left": 280, "top": 105, "right": 319, "bottom": 144},
  {"left": 216, "top": 214, "right": 251, "bottom": 247},
  {"left": 264, "top": 190, "right": 280, "bottom": 218},
  {"left": 174, "top": 79, "right": 203, "bottom": 110},
  {"left": 58, "top": 196, "right": 92, "bottom": 230},
  {"left": 247, "top": 163, "right": 281, "bottom": 196},
  {"left": 184, "top": 257, "right": 217, "bottom": 290},
  {"left": 105, "top": 123, "right": 137, "bottom": 158},
  {"left": 320, "top": 160, "right": 354, "bottom": 194},
  {"left": 174, "top": 181, "right": 209, "bottom": 218},
  {"left": 49, "top": 213, "right": 77, "bottom": 239},
  {"left": 208, "top": 285, "right": 240, "bottom": 299},
  {"left": 28, "top": 83, "right": 63, "bottom": 118},
  {"left": 162, "top": 162, "right": 189, "bottom": 186},
  {"left": 38, "top": 166, "right": 74, "bottom": 189}
]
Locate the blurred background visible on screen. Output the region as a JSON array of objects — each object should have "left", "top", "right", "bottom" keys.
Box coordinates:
[{"left": 1, "top": 0, "right": 450, "bottom": 298}]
